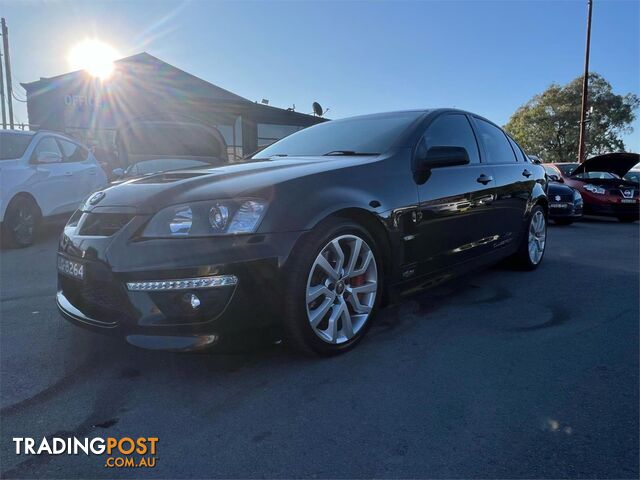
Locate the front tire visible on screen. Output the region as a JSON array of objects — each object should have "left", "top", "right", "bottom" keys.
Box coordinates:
[
  {"left": 617, "top": 215, "right": 638, "bottom": 223},
  {"left": 510, "top": 205, "right": 547, "bottom": 270},
  {"left": 282, "top": 218, "right": 382, "bottom": 356},
  {"left": 1, "top": 196, "right": 41, "bottom": 248}
]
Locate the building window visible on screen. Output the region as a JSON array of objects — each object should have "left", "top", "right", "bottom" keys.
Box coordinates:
[
  {"left": 213, "top": 116, "right": 243, "bottom": 161},
  {"left": 257, "top": 124, "right": 303, "bottom": 147}
]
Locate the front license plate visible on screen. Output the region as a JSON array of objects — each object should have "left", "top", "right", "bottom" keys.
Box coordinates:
[
  {"left": 550, "top": 203, "right": 568, "bottom": 208},
  {"left": 58, "top": 255, "right": 84, "bottom": 280},
  {"left": 621, "top": 199, "right": 637, "bottom": 204}
]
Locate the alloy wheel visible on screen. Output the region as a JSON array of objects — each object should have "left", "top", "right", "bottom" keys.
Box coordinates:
[
  {"left": 13, "top": 206, "right": 35, "bottom": 245},
  {"left": 305, "top": 234, "right": 378, "bottom": 344},
  {"left": 528, "top": 210, "right": 546, "bottom": 265}
]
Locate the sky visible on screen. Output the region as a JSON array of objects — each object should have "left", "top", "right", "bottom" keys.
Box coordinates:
[{"left": 1, "top": 0, "right": 639, "bottom": 151}]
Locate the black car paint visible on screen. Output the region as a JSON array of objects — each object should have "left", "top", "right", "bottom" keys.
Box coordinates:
[
  {"left": 547, "top": 181, "right": 583, "bottom": 221},
  {"left": 57, "top": 109, "right": 547, "bottom": 350}
]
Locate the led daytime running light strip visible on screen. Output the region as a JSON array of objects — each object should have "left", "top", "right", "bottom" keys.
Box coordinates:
[{"left": 127, "top": 275, "right": 238, "bottom": 291}]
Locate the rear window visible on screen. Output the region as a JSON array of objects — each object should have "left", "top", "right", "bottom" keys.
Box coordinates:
[
  {"left": 58, "top": 139, "right": 89, "bottom": 162},
  {"left": 0, "top": 133, "right": 33, "bottom": 160},
  {"left": 543, "top": 165, "right": 560, "bottom": 176},
  {"left": 556, "top": 163, "right": 579, "bottom": 176}
]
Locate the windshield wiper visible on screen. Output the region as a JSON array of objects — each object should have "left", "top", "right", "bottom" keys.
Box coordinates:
[{"left": 322, "top": 150, "right": 379, "bottom": 156}]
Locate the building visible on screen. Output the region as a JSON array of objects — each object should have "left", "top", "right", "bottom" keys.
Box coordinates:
[{"left": 21, "top": 52, "right": 325, "bottom": 160}]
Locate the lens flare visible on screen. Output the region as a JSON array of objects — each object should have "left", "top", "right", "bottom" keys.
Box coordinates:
[{"left": 68, "top": 39, "right": 120, "bottom": 79}]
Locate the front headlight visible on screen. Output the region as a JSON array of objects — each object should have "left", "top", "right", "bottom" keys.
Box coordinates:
[
  {"left": 143, "top": 199, "right": 268, "bottom": 238},
  {"left": 584, "top": 184, "right": 606, "bottom": 195}
]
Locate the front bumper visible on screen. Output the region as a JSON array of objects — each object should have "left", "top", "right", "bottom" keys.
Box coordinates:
[
  {"left": 548, "top": 201, "right": 583, "bottom": 219},
  {"left": 56, "top": 219, "right": 305, "bottom": 350},
  {"left": 583, "top": 201, "right": 639, "bottom": 218}
]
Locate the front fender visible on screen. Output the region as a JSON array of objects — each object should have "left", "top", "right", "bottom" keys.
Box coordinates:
[
  {"left": 257, "top": 150, "right": 419, "bottom": 235},
  {"left": 528, "top": 180, "right": 548, "bottom": 216}
]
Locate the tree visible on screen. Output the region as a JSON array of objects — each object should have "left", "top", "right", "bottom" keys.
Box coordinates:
[{"left": 504, "top": 73, "right": 639, "bottom": 163}]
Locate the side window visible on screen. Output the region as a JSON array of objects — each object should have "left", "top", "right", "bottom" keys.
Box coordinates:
[
  {"left": 57, "top": 139, "right": 88, "bottom": 162},
  {"left": 32, "top": 137, "right": 62, "bottom": 163},
  {"left": 474, "top": 118, "right": 517, "bottom": 164},
  {"left": 418, "top": 114, "right": 480, "bottom": 164},
  {"left": 507, "top": 136, "right": 527, "bottom": 162}
]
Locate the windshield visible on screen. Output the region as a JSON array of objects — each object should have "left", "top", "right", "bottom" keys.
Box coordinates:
[
  {"left": 253, "top": 112, "right": 424, "bottom": 159},
  {"left": 624, "top": 171, "right": 640, "bottom": 184},
  {"left": 0, "top": 133, "right": 33, "bottom": 160},
  {"left": 556, "top": 163, "right": 579, "bottom": 175},
  {"left": 573, "top": 171, "right": 620, "bottom": 180}
]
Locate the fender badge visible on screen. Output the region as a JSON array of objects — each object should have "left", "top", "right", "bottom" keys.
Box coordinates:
[{"left": 88, "top": 191, "right": 105, "bottom": 205}]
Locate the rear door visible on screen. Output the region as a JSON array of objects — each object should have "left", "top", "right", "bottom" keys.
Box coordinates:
[
  {"left": 472, "top": 117, "right": 532, "bottom": 249},
  {"left": 414, "top": 113, "right": 498, "bottom": 274}
]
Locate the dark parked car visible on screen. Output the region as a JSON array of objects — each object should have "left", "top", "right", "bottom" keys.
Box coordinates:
[
  {"left": 56, "top": 109, "right": 547, "bottom": 355},
  {"left": 111, "top": 121, "right": 228, "bottom": 182},
  {"left": 562, "top": 153, "right": 639, "bottom": 222},
  {"left": 543, "top": 164, "right": 583, "bottom": 225}
]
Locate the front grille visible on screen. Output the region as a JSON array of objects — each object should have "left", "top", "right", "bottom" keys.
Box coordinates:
[
  {"left": 550, "top": 193, "right": 573, "bottom": 202},
  {"left": 615, "top": 188, "right": 636, "bottom": 199},
  {"left": 78, "top": 213, "right": 135, "bottom": 236}
]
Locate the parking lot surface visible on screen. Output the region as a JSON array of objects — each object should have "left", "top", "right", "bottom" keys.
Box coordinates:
[{"left": 1, "top": 219, "right": 638, "bottom": 479}]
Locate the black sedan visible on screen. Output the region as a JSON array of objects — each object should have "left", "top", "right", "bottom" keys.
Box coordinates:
[
  {"left": 56, "top": 109, "right": 547, "bottom": 355},
  {"left": 543, "top": 164, "right": 583, "bottom": 225}
]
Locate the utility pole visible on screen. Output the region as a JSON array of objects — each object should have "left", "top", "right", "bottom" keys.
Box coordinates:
[
  {"left": 1, "top": 18, "right": 14, "bottom": 129},
  {"left": 577, "top": 0, "right": 593, "bottom": 164},
  {"left": 0, "top": 39, "right": 6, "bottom": 129}
]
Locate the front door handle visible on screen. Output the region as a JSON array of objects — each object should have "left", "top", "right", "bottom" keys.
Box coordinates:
[
  {"left": 476, "top": 174, "right": 493, "bottom": 185},
  {"left": 522, "top": 169, "right": 532, "bottom": 178},
  {"left": 64, "top": 172, "right": 73, "bottom": 176}
]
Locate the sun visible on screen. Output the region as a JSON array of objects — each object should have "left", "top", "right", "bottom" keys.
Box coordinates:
[{"left": 68, "top": 39, "right": 120, "bottom": 79}]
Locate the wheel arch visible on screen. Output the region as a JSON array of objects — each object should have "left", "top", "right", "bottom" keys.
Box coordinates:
[
  {"left": 313, "top": 207, "right": 394, "bottom": 295},
  {"left": 4, "top": 192, "right": 42, "bottom": 220}
]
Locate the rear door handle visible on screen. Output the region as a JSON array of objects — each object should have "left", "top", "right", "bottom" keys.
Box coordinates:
[
  {"left": 522, "top": 169, "right": 532, "bottom": 178},
  {"left": 64, "top": 171, "right": 73, "bottom": 176},
  {"left": 88, "top": 168, "right": 97, "bottom": 175},
  {"left": 476, "top": 174, "right": 493, "bottom": 185}
]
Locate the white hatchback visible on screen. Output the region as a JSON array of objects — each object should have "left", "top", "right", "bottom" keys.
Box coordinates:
[{"left": 0, "top": 130, "right": 108, "bottom": 247}]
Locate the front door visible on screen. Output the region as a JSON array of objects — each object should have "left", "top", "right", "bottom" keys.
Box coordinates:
[
  {"left": 414, "top": 113, "right": 499, "bottom": 275},
  {"left": 30, "top": 136, "right": 75, "bottom": 216}
]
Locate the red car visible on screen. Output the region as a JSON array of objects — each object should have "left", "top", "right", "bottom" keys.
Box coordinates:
[{"left": 553, "top": 153, "right": 639, "bottom": 223}]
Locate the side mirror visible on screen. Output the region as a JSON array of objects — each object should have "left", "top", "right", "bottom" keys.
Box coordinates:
[
  {"left": 36, "top": 151, "right": 62, "bottom": 164},
  {"left": 418, "top": 146, "right": 470, "bottom": 170},
  {"left": 112, "top": 168, "right": 125, "bottom": 178}
]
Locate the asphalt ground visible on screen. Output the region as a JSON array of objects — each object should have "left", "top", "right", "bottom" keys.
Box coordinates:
[{"left": 1, "top": 218, "right": 638, "bottom": 479}]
